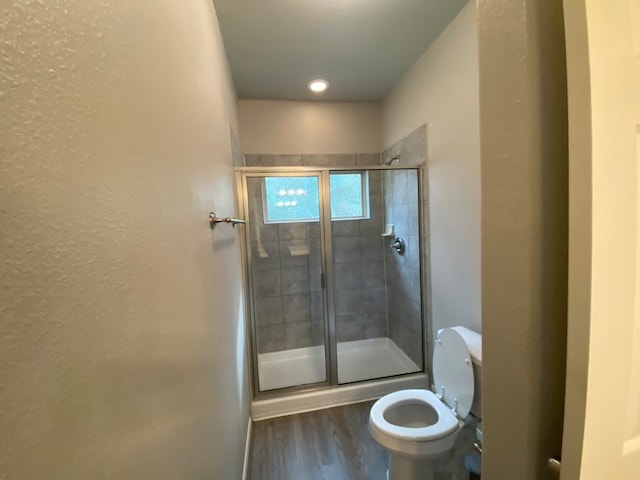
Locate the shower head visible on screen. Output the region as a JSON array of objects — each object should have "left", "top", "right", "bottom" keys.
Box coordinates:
[{"left": 384, "top": 155, "right": 400, "bottom": 166}]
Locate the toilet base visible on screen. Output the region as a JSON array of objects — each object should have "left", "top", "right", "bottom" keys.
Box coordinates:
[
  {"left": 386, "top": 452, "right": 471, "bottom": 480},
  {"left": 388, "top": 454, "right": 435, "bottom": 480}
]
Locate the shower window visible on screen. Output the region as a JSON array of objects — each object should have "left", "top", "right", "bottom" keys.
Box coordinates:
[
  {"left": 329, "top": 172, "right": 369, "bottom": 220},
  {"left": 263, "top": 172, "right": 369, "bottom": 224},
  {"left": 263, "top": 176, "right": 320, "bottom": 223}
]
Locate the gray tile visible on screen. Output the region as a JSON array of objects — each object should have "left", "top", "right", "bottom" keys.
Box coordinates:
[
  {"left": 369, "top": 190, "right": 383, "bottom": 211},
  {"left": 308, "top": 239, "right": 322, "bottom": 266},
  {"left": 406, "top": 202, "right": 419, "bottom": 236},
  {"left": 336, "top": 315, "right": 364, "bottom": 342},
  {"left": 247, "top": 186, "right": 263, "bottom": 206},
  {"left": 256, "top": 223, "right": 279, "bottom": 242},
  {"left": 410, "top": 298, "right": 423, "bottom": 333},
  {"left": 388, "top": 313, "right": 400, "bottom": 345},
  {"left": 279, "top": 239, "right": 310, "bottom": 268},
  {"left": 302, "top": 154, "right": 332, "bottom": 167},
  {"left": 357, "top": 153, "right": 381, "bottom": 166},
  {"left": 252, "top": 241, "right": 280, "bottom": 270},
  {"left": 387, "top": 286, "right": 402, "bottom": 315},
  {"left": 363, "top": 311, "right": 388, "bottom": 339},
  {"left": 278, "top": 223, "right": 308, "bottom": 240},
  {"left": 335, "top": 288, "right": 362, "bottom": 316},
  {"left": 310, "top": 293, "right": 324, "bottom": 322},
  {"left": 257, "top": 324, "right": 284, "bottom": 353},
  {"left": 403, "top": 127, "right": 427, "bottom": 166},
  {"left": 332, "top": 220, "right": 360, "bottom": 237},
  {"left": 253, "top": 269, "right": 281, "bottom": 298},
  {"left": 311, "top": 314, "right": 326, "bottom": 346},
  {"left": 361, "top": 261, "right": 385, "bottom": 288},
  {"left": 359, "top": 216, "right": 383, "bottom": 236},
  {"left": 390, "top": 205, "right": 409, "bottom": 237},
  {"left": 362, "top": 287, "right": 387, "bottom": 315},
  {"left": 245, "top": 155, "right": 275, "bottom": 167},
  {"left": 282, "top": 294, "right": 311, "bottom": 324},
  {"left": 309, "top": 265, "right": 323, "bottom": 293},
  {"left": 309, "top": 293, "right": 325, "bottom": 346},
  {"left": 307, "top": 222, "right": 321, "bottom": 238},
  {"left": 382, "top": 194, "right": 392, "bottom": 222},
  {"left": 333, "top": 236, "right": 360, "bottom": 263},
  {"left": 281, "top": 266, "right": 310, "bottom": 295},
  {"left": 408, "top": 267, "right": 422, "bottom": 302},
  {"left": 329, "top": 154, "right": 357, "bottom": 166},
  {"left": 359, "top": 235, "right": 384, "bottom": 262},
  {"left": 272, "top": 155, "right": 302, "bottom": 166},
  {"left": 368, "top": 169, "right": 383, "bottom": 187},
  {"left": 382, "top": 170, "right": 394, "bottom": 201},
  {"left": 407, "top": 170, "right": 419, "bottom": 199},
  {"left": 407, "top": 235, "right": 420, "bottom": 262},
  {"left": 395, "top": 326, "right": 423, "bottom": 367},
  {"left": 255, "top": 297, "right": 283, "bottom": 326},
  {"left": 392, "top": 171, "right": 409, "bottom": 205},
  {"left": 381, "top": 149, "right": 392, "bottom": 167},
  {"left": 334, "top": 262, "right": 362, "bottom": 290},
  {"left": 285, "top": 321, "right": 312, "bottom": 350}
]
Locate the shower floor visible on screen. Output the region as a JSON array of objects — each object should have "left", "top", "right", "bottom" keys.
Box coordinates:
[{"left": 258, "top": 337, "right": 420, "bottom": 391}]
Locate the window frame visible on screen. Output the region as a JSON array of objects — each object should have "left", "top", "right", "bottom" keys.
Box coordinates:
[
  {"left": 260, "top": 171, "right": 370, "bottom": 224},
  {"left": 328, "top": 171, "right": 370, "bottom": 222}
]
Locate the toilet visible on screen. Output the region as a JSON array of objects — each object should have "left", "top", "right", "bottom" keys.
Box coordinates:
[{"left": 369, "top": 326, "right": 482, "bottom": 480}]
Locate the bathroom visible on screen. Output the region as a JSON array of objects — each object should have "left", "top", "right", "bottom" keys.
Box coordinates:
[
  {"left": 1, "top": 0, "right": 572, "bottom": 479},
  {"left": 221, "top": 0, "right": 482, "bottom": 476}
]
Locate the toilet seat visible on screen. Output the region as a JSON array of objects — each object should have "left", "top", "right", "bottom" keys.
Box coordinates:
[
  {"left": 369, "top": 389, "right": 459, "bottom": 441},
  {"left": 433, "top": 328, "right": 475, "bottom": 418}
]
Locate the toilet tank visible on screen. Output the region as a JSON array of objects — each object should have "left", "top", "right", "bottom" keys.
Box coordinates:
[{"left": 441, "top": 326, "right": 483, "bottom": 419}]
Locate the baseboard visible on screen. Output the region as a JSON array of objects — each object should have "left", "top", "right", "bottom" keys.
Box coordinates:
[
  {"left": 242, "top": 416, "right": 253, "bottom": 480},
  {"left": 251, "top": 373, "right": 428, "bottom": 421}
]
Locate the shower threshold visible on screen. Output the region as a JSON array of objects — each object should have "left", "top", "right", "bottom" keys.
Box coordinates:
[{"left": 258, "top": 337, "right": 420, "bottom": 391}]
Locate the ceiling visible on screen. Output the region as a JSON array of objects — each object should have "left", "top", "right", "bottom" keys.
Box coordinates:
[{"left": 213, "top": 0, "right": 468, "bottom": 102}]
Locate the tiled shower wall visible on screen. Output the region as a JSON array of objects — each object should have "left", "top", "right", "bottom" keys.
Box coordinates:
[
  {"left": 245, "top": 153, "right": 379, "bottom": 167},
  {"left": 382, "top": 126, "right": 428, "bottom": 367},
  {"left": 245, "top": 129, "right": 429, "bottom": 363},
  {"left": 246, "top": 153, "right": 388, "bottom": 354},
  {"left": 332, "top": 170, "right": 387, "bottom": 343},
  {"left": 247, "top": 177, "right": 324, "bottom": 354}
]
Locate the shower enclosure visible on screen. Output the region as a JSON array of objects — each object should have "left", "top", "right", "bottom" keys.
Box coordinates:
[{"left": 237, "top": 166, "right": 425, "bottom": 395}]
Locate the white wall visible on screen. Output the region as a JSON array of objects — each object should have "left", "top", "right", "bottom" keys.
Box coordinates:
[
  {"left": 238, "top": 99, "right": 383, "bottom": 154},
  {"left": 382, "top": 2, "right": 481, "bottom": 334},
  {"left": 0, "top": 1, "right": 249, "bottom": 479}
]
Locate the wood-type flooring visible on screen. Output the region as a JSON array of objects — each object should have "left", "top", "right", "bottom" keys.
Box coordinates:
[{"left": 249, "top": 401, "right": 387, "bottom": 480}]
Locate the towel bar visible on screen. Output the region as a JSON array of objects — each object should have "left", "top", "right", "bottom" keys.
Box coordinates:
[{"left": 209, "top": 212, "right": 246, "bottom": 229}]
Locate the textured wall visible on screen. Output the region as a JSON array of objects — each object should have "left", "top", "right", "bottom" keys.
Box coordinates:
[
  {"left": 478, "top": 0, "right": 568, "bottom": 477},
  {"left": 0, "top": 1, "right": 250, "bottom": 479},
  {"left": 382, "top": 2, "right": 482, "bottom": 338},
  {"left": 238, "top": 100, "right": 383, "bottom": 154}
]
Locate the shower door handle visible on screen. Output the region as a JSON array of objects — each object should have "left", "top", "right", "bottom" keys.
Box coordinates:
[{"left": 321, "top": 272, "right": 326, "bottom": 289}]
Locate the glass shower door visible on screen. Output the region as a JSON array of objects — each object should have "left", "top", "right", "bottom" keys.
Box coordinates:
[
  {"left": 244, "top": 174, "right": 328, "bottom": 392},
  {"left": 331, "top": 168, "right": 424, "bottom": 384}
]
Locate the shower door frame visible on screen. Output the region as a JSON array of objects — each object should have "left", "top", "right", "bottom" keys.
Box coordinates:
[{"left": 235, "top": 166, "right": 430, "bottom": 400}]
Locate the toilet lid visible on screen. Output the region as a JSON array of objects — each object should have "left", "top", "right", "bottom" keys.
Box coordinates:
[{"left": 432, "top": 328, "right": 475, "bottom": 418}]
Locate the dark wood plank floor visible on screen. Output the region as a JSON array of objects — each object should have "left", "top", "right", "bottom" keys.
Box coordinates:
[{"left": 249, "top": 401, "right": 388, "bottom": 480}]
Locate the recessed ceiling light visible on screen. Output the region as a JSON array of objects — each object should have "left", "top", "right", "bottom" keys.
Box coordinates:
[{"left": 308, "top": 79, "right": 329, "bottom": 94}]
